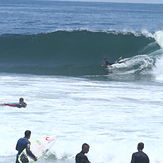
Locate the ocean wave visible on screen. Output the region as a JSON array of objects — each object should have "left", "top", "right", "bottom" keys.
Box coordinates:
[{"left": 0, "top": 30, "right": 161, "bottom": 76}]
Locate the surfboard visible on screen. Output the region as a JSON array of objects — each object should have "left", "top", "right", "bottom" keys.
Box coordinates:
[
  {"left": 18, "top": 135, "right": 57, "bottom": 163},
  {"left": 0, "top": 103, "right": 19, "bottom": 105}
]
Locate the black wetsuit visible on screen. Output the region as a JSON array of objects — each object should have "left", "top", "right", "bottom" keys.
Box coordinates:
[
  {"left": 105, "top": 60, "right": 114, "bottom": 66},
  {"left": 16, "top": 102, "right": 27, "bottom": 108},
  {"left": 15, "top": 137, "right": 36, "bottom": 163},
  {"left": 75, "top": 151, "right": 91, "bottom": 163},
  {"left": 130, "top": 151, "right": 150, "bottom": 163}
]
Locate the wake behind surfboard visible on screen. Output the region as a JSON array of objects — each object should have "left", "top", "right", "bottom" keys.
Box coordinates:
[{"left": 18, "top": 135, "right": 57, "bottom": 163}]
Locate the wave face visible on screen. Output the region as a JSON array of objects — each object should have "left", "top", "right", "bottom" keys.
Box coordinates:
[{"left": 0, "top": 30, "right": 161, "bottom": 76}]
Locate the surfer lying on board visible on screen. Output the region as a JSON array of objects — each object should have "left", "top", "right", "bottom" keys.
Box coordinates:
[
  {"left": 2, "top": 97, "right": 27, "bottom": 108},
  {"left": 15, "top": 130, "right": 37, "bottom": 163}
]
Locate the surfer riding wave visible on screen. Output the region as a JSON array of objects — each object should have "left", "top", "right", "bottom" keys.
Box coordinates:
[{"left": 102, "top": 57, "right": 123, "bottom": 66}]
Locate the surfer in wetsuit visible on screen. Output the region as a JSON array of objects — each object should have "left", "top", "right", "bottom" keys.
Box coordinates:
[
  {"left": 15, "top": 130, "right": 37, "bottom": 163},
  {"left": 130, "top": 142, "right": 150, "bottom": 163},
  {"left": 75, "top": 143, "right": 91, "bottom": 163},
  {"left": 2, "top": 97, "right": 27, "bottom": 108},
  {"left": 117, "top": 56, "right": 123, "bottom": 63},
  {"left": 102, "top": 58, "right": 114, "bottom": 66}
]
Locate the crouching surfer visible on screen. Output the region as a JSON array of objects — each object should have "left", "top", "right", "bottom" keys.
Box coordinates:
[
  {"left": 15, "top": 130, "right": 37, "bottom": 163},
  {"left": 117, "top": 56, "right": 123, "bottom": 63},
  {"left": 102, "top": 57, "right": 123, "bottom": 67},
  {"left": 101, "top": 58, "right": 114, "bottom": 66},
  {"left": 2, "top": 97, "right": 27, "bottom": 108}
]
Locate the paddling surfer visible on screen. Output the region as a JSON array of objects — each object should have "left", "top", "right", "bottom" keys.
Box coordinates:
[{"left": 2, "top": 97, "right": 27, "bottom": 108}]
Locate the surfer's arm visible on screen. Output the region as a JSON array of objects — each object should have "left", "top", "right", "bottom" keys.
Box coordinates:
[
  {"left": 15, "top": 141, "right": 19, "bottom": 151},
  {"left": 85, "top": 156, "right": 91, "bottom": 163},
  {"left": 130, "top": 153, "right": 135, "bottom": 163},
  {"left": 26, "top": 142, "right": 37, "bottom": 161}
]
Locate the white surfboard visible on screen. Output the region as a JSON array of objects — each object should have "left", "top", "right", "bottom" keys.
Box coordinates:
[{"left": 18, "top": 135, "right": 57, "bottom": 163}]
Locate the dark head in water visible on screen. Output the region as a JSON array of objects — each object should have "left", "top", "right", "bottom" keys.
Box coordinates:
[{"left": 19, "top": 98, "right": 24, "bottom": 103}]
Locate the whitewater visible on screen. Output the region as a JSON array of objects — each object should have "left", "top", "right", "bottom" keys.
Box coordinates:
[
  {"left": 1, "top": 72, "right": 163, "bottom": 163},
  {"left": 1, "top": 1, "right": 163, "bottom": 163}
]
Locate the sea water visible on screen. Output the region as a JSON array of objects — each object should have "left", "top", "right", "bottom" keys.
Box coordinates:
[
  {"left": 0, "top": 1, "right": 163, "bottom": 163},
  {"left": 1, "top": 74, "right": 163, "bottom": 163}
]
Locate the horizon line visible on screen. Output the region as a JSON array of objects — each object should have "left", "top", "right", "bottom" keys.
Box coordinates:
[{"left": 53, "top": 0, "right": 163, "bottom": 5}]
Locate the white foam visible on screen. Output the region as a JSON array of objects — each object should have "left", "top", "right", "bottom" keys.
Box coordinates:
[
  {"left": 152, "top": 31, "right": 163, "bottom": 81},
  {"left": 153, "top": 31, "right": 163, "bottom": 48},
  {"left": 0, "top": 74, "right": 163, "bottom": 163}
]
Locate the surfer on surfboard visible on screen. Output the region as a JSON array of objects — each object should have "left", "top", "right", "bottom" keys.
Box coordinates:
[
  {"left": 102, "top": 58, "right": 114, "bottom": 66},
  {"left": 2, "top": 97, "right": 27, "bottom": 108},
  {"left": 116, "top": 56, "right": 123, "bottom": 63},
  {"left": 102, "top": 57, "right": 123, "bottom": 66}
]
